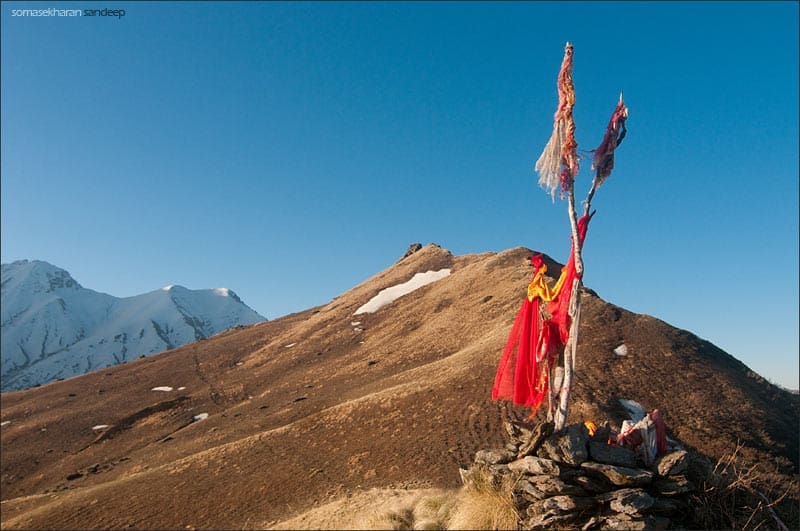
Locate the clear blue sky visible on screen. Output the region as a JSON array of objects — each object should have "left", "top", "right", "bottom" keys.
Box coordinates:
[{"left": 2, "top": 2, "right": 798, "bottom": 389}]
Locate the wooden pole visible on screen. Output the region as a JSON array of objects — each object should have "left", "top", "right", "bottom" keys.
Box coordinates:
[
  {"left": 533, "top": 44, "right": 627, "bottom": 431},
  {"left": 554, "top": 189, "right": 585, "bottom": 430}
]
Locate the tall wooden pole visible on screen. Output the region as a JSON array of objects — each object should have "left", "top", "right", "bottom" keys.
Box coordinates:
[
  {"left": 532, "top": 43, "right": 627, "bottom": 431},
  {"left": 554, "top": 190, "right": 584, "bottom": 430}
]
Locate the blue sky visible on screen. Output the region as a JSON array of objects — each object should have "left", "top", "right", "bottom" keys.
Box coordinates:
[{"left": 2, "top": 2, "right": 798, "bottom": 389}]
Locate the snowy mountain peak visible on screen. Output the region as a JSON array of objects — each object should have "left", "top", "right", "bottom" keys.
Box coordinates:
[
  {"left": 162, "top": 284, "right": 193, "bottom": 291},
  {"left": 212, "top": 287, "right": 243, "bottom": 303},
  {"left": 1, "top": 259, "right": 82, "bottom": 296},
  {"left": 1, "top": 261, "right": 266, "bottom": 391}
]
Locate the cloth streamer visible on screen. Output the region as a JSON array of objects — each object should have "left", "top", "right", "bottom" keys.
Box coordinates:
[
  {"left": 492, "top": 215, "right": 590, "bottom": 415},
  {"left": 592, "top": 96, "right": 628, "bottom": 189},
  {"left": 535, "top": 42, "right": 578, "bottom": 200}
]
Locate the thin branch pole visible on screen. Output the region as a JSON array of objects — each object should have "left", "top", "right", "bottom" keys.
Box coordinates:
[
  {"left": 554, "top": 177, "right": 603, "bottom": 430},
  {"left": 567, "top": 190, "right": 584, "bottom": 277},
  {"left": 554, "top": 188, "right": 585, "bottom": 430},
  {"left": 554, "top": 279, "right": 579, "bottom": 429},
  {"left": 546, "top": 356, "right": 555, "bottom": 423},
  {"left": 536, "top": 44, "right": 626, "bottom": 431}
]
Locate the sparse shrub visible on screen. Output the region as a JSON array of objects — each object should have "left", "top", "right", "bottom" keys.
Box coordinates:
[{"left": 689, "top": 443, "right": 795, "bottom": 531}]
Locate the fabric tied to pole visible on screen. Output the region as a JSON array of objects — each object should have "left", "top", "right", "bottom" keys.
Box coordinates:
[
  {"left": 591, "top": 95, "right": 628, "bottom": 189},
  {"left": 535, "top": 42, "right": 578, "bottom": 200},
  {"left": 491, "top": 215, "right": 591, "bottom": 415}
]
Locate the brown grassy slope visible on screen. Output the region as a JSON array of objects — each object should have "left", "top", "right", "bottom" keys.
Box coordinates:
[{"left": 1, "top": 244, "right": 797, "bottom": 530}]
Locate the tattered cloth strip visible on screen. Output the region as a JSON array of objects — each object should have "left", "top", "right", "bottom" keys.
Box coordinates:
[
  {"left": 591, "top": 95, "right": 629, "bottom": 189},
  {"left": 616, "top": 409, "right": 668, "bottom": 465},
  {"left": 535, "top": 42, "right": 578, "bottom": 200},
  {"left": 492, "top": 215, "right": 591, "bottom": 415}
]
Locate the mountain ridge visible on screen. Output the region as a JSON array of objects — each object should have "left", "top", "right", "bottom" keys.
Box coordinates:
[
  {"left": 1, "top": 259, "right": 266, "bottom": 391},
  {"left": 1, "top": 244, "right": 796, "bottom": 530}
]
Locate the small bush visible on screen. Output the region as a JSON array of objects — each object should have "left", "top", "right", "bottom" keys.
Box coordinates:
[{"left": 689, "top": 443, "right": 794, "bottom": 531}]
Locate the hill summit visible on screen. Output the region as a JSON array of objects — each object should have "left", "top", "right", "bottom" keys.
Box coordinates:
[{"left": 1, "top": 245, "right": 796, "bottom": 530}]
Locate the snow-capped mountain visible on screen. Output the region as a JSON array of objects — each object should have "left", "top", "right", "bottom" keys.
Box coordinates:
[{"left": 1, "top": 260, "right": 266, "bottom": 391}]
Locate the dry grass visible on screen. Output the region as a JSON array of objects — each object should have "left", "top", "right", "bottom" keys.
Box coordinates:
[
  {"left": 690, "top": 443, "right": 797, "bottom": 531},
  {"left": 360, "top": 490, "right": 459, "bottom": 530},
  {"left": 358, "top": 468, "right": 520, "bottom": 530},
  {"left": 448, "top": 467, "right": 520, "bottom": 531}
]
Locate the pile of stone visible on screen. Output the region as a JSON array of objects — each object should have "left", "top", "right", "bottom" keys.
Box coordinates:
[{"left": 460, "top": 420, "right": 708, "bottom": 530}]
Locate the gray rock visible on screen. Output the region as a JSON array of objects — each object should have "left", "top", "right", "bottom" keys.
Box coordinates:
[
  {"left": 516, "top": 478, "right": 548, "bottom": 501},
  {"left": 590, "top": 421, "right": 611, "bottom": 443},
  {"left": 608, "top": 488, "right": 655, "bottom": 515},
  {"left": 525, "top": 512, "right": 578, "bottom": 530},
  {"left": 517, "top": 475, "right": 586, "bottom": 499},
  {"left": 401, "top": 243, "right": 423, "bottom": 259},
  {"left": 459, "top": 463, "right": 508, "bottom": 488},
  {"left": 539, "top": 423, "right": 589, "bottom": 465},
  {"left": 599, "top": 515, "right": 636, "bottom": 530},
  {"left": 533, "top": 494, "right": 596, "bottom": 514},
  {"left": 581, "top": 461, "right": 654, "bottom": 487},
  {"left": 505, "top": 442, "right": 520, "bottom": 453},
  {"left": 582, "top": 516, "right": 603, "bottom": 530},
  {"left": 649, "top": 497, "right": 680, "bottom": 514},
  {"left": 589, "top": 441, "right": 638, "bottom": 467},
  {"left": 686, "top": 453, "right": 713, "bottom": 484},
  {"left": 518, "top": 420, "right": 553, "bottom": 457},
  {"left": 504, "top": 419, "right": 534, "bottom": 446},
  {"left": 571, "top": 473, "right": 613, "bottom": 494},
  {"left": 654, "top": 450, "right": 689, "bottom": 476},
  {"left": 474, "top": 448, "right": 516, "bottom": 465},
  {"left": 652, "top": 475, "right": 693, "bottom": 496},
  {"left": 559, "top": 468, "right": 585, "bottom": 482},
  {"left": 508, "top": 455, "right": 561, "bottom": 476},
  {"left": 601, "top": 515, "right": 669, "bottom": 530}
]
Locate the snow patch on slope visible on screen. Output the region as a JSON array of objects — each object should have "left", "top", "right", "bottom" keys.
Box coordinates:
[{"left": 354, "top": 269, "right": 451, "bottom": 315}]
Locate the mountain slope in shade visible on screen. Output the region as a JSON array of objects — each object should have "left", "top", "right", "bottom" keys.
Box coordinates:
[
  {"left": 1, "top": 260, "right": 266, "bottom": 391},
  {"left": 0, "top": 245, "right": 796, "bottom": 530}
]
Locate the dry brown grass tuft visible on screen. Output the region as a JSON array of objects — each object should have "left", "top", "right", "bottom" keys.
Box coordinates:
[
  {"left": 448, "top": 467, "right": 520, "bottom": 531},
  {"left": 360, "top": 468, "right": 520, "bottom": 530},
  {"left": 360, "top": 490, "right": 460, "bottom": 530},
  {"left": 690, "top": 443, "right": 796, "bottom": 531}
]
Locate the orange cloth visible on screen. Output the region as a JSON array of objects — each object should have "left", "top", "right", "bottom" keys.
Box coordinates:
[{"left": 526, "top": 262, "right": 568, "bottom": 303}]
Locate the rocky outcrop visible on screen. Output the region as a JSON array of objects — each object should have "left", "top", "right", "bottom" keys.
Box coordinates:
[
  {"left": 401, "top": 243, "right": 423, "bottom": 260},
  {"left": 460, "top": 420, "right": 702, "bottom": 530}
]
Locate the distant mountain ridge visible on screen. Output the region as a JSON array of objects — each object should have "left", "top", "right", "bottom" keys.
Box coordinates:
[{"left": 1, "top": 259, "right": 266, "bottom": 391}]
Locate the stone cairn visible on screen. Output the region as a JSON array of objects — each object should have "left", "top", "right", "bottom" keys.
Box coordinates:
[{"left": 460, "top": 420, "right": 708, "bottom": 530}]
